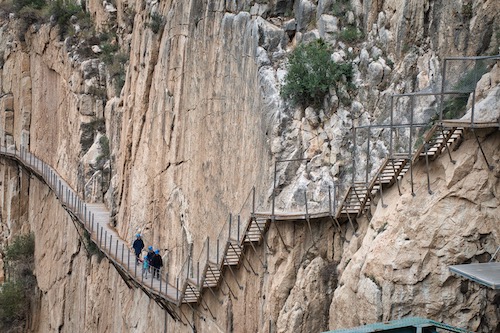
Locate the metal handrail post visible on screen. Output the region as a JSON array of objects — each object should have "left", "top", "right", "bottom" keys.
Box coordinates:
[
  {"left": 333, "top": 184, "right": 337, "bottom": 216},
  {"left": 304, "top": 190, "right": 312, "bottom": 236},
  {"left": 366, "top": 127, "right": 370, "bottom": 184},
  {"left": 471, "top": 59, "right": 477, "bottom": 125},
  {"left": 272, "top": 162, "right": 277, "bottom": 220},
  {"left": 165, "top": 272, "right": 169, "bottom": 296},
  {"left": 409, "top": 95, "right": 415, "bottom": 196},
  {"left": 237, "top": 215, "right": 241, "bottom": 245},
  {"left": 328, "top": 186, "right": 332, "bottom": 216},
  {"left": 352, "top": 127, "right": 357, "bottom": 184},
  {"left": 216, "top": 238, "right": 220, "bottom": 266},
  {"left": 251, "top": 186, "right": 255, "bottom": 216},
  {"left": 424, "top": 143, "right": 433, "bottom": 194},
  {"left": 127, "top": 245, "right": 130, "bottom": 271},
  {"left": 439, "top": 59, "right": 447, "bottom": 122},
  {"left": 176, "top": 277, "right": 179, "bottom": 303},
  {"left": 160, "top": 270, "right": 163, "bottom": 292}
]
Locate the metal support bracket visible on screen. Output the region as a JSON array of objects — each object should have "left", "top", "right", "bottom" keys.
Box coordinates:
[{"left": 473, "top": 128, "right": 494, "bottom": 170}]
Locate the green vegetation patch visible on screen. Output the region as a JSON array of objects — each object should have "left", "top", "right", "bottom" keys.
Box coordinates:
[
  {"left": 338, "top": 25, "right": 364, "bottom": 43},
  {"left": 281, "top": 39, "right": 353, "bottom": 107},
  {"left": 148, "top": 12, "right": 165, "bottom": 34},
  {"left": 0, "top": 233, "right": 36, "bottom": 329},
  {"left": 49, "top": 0, "right": 82, "bottom": 38},
  {"left": 4, "top": 233, "right": 35, "bottom": 262}
]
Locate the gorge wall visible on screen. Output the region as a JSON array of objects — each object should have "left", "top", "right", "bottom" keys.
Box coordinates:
[{"left": 0, "top": 0, "right": 499, "bottom": 332}]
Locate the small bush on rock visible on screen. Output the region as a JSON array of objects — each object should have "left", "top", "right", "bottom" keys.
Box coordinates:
[
  {"left": 281, "top": 39, "right": 353, "bottom": 107},
  {"left": 0, "top": 233, "right": 36, "bottom": 330},
  {"left": 49, "top": 0, "right": 82, "bottom": 39}
]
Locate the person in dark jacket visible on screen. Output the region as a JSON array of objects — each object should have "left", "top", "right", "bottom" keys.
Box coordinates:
[
  {"left": 132, "top": 234, "right": 144, "bottom": 264},
  {"left": 146, "top": 245, "right": 155, "bottom": 272},
  {"left": 151, "top": 249, "right": 163, "bottom": 279}
]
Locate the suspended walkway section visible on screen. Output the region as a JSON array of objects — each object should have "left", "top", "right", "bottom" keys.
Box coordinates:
[{"left": 0, "top": 55, "right": 498, "bottom": 326}]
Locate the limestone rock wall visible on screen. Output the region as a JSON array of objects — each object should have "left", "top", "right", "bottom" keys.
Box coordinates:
[
  {"left": 0, "top": 0, "right": 498, "bottom": 332},
  {"left": 329, "top": 128, "right": 500, "bottom": 331}
]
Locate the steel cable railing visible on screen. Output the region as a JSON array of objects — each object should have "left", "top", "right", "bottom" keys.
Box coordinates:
[{"left": 2, "top": 145, "right": 179, "bottom": 304}]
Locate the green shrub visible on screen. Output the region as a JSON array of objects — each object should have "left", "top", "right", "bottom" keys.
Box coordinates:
[
  {"left": 4, "top": 233, "right": 34, "bottom": 262},
  {"left": 281, "top": 39, "right": 353, "bottom": 107},
  {"left": 14, "top": 0, "right": 46, "bottom": 13},
  {"left": 17, "top": 4, "right": 45, "bottom": 41},
  {"left": 338, "top": 25, "right": 364, "bottom": 43},
  {"left": 49, "top": 0, "right": 82, "bottom": 39},
  {"left": 148, "top": 12, "right": 165, "bottom": 34},
  {"left": 1, "top": 233, "right": 36, "bottom": 329},
  {"left": 100, "top": 42, "right": 119, "bottom": 65},
  {"left": 462, "top": 3, "right": 473, "bottom": 20},
  {"left": 0, "top": 281, "right": 26, "bottom": 324}
]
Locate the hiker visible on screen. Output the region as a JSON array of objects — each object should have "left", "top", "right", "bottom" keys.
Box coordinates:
[
  {"left": 146, "top": 245, "right": 155, "bottom": 272},
  {"left": 132, "top": 234, "right": 144, "bottom": 264},
  {"left": 151, "top": 249, "right": 163, "bottom": 279},
  {"left": 142, "top": 253, "right": 150, "bottom": 278}
]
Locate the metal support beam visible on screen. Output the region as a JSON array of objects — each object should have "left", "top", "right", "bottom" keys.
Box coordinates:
[
  {"left": 245, "top": 233, "right": 267, "bottom": 269},
  {"left": 239, "top": 245, "right": 258, "bottom": 276},
  {"left": 441, "top": 127, "right": 456, "bottom": 164},
  {"left": 218, "top": 265, "right": 237, "bottom": 299},
  {"left": 272, "top": 222, "right": 289, "bottom": 253},
  {"left": 391, "top": 159, "right": 403, "bottom": 196},
  {"left": 378, "top": 177, "right": 388, "bottom": 208},
  {"left": 224, "top": 249, "right": 243, "bottom": 290},
  {"left": 473, "top": 128, "right": 494, "bottom": 170},
  {"left": 253, "top": 218, "right": 272, "bottom": 252},
  {"left": 423, "top": 143, "right": 433, "bottom": 195},
  {"left": 346, "top": 212, "right": 355, "bottom": 231},
  {"left": 303, "top": 191, "right": 312, "bottom": 236}
]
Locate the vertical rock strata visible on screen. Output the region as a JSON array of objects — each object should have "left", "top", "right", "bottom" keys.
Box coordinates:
[{"left": 0, "top": 0, "right": 498, "bottom": 332}]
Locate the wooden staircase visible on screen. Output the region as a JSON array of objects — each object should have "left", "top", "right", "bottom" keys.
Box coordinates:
[
  {"left": 336, "top": 124, "right": 464, "bottom": 221},
  {"left": 370, "top": 153, "right": 410, "bottom": 194},
  {"left": 413, "top": 125, "right": 463, "bottom": 162},
  {"left": 177, "top": 216, "right": 270, "bottom": 304},
  {"left": 336, "top": 182, "right": 370, "bottom": 219}
]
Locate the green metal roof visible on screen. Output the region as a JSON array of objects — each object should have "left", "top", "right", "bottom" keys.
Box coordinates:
[{"left": 324, "top": 317, "right": 472, "bottom": 333}]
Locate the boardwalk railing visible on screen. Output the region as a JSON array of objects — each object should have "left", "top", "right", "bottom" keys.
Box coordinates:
[
  {"left": 1, "top": 53, "right": 497, "bottom": 323},
  {"left": 0, "top": 146, "right": 183, "bottom": 309}
]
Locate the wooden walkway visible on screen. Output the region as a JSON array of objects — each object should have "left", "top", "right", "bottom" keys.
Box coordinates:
[
  {"left": 0, "top": 145, "right": 287, "bottom": 315},
  {"left": 0, "top": 118, "right": 496, "bottom": 320},
  {"left": 0, "top": 147, "right": 182, "bottom": 309}
]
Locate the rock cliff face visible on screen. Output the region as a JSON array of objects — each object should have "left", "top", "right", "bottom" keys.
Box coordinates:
[{"left": 0, "top": 0, "right": 499, "bottom": 332}]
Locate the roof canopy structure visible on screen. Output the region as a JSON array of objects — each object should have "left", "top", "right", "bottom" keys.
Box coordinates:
[
  {"left": 325, "top": 317, "right": 472, "bottom": 333},
  {"left": 449, "top": 262, "right": 500, "bottom": 289}
]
